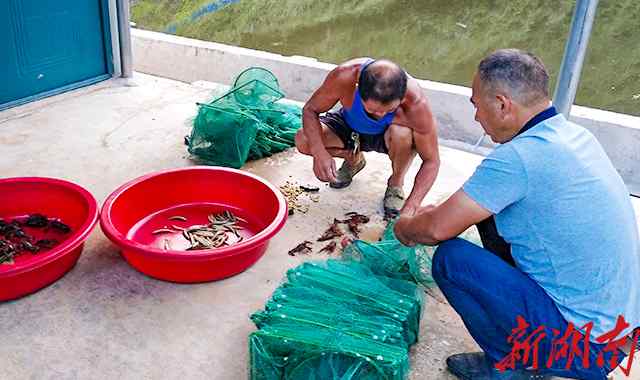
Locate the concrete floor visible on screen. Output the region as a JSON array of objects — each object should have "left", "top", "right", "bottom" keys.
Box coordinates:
[{"left": 1, "top": 73, "right": 639, "bottom": 380}]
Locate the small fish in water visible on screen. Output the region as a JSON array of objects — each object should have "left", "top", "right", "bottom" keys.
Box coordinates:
[
  {"left": 36, "top": 239, "right": 58, "bottom": 249},
  {"left": 50, "top": 220, "right": 71, "bottom": 234},
  {"left": 152, "top": 228, "right": 175, "bottom": 235},
  {"left": 0, "top": 215, "right": 71, "bottom": 264},
  {"left": 25, "top": 214, "right": 49, "bottom": 228},
  {"left": 0, "top": 240, "right": 16, "bottom": 264},
  {"left": 178, "top": 210, "right": 245, "bottom": 251},
  {"left": 0, "top": 220, "right": 23, "bottom": 239},
  {"left": 19, "top": 241, "right": 40, "bottom": 253}
]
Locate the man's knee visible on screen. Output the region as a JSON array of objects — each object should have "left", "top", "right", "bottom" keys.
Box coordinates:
[
  {"left": 432, "top": 238, "right": 474, "bottom": 283},
  {"left": 386, "top": 124, "right": 414, "bottom": 154},
  {"left": 295, "top": 129, "right": 311, "bottom": 155}
]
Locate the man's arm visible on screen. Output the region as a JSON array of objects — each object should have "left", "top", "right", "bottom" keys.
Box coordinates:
[
  {"left": 395, "top": 189, "right": 492, "bottom": 246},
  {"left": 302, "top": 67, "right": 351, "bottom": 182},
  {"left": 401, "top": 96, "right": 440, "bottom": 215},
  {"left": 396, "top": 142, "right": 528, "bottom": 246}
]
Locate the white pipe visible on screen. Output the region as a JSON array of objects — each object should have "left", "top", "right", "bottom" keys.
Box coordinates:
[
  {"left": 108, "top": 0, "right": 122, "bottom": 77},
  {"left": 116, "top": 0, "right": 133, "bottom": 78},
  {"left": 553, "top": 0, "right": 599, "bottom": 117}
]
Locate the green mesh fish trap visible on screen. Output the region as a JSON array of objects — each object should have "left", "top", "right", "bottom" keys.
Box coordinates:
[
  {"left": 249, "top": 258, "right": 424, "bottom": 380},
  {"left": 341, "top": 220, "right": 436, "bottom": 288},
  {"left": 187, "top": 67, "right": 302, "bottom": 168}
]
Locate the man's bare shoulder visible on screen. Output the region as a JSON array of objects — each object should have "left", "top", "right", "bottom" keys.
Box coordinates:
[
  {"left": 404, "top": 76, "right": 428, "bottom": 104},
  {"left": 398, "top": 77, "right": 435, "bottom": 133},
  {"left": 318, "top": 58, "right": 366, "bottom": 96},
  {"left": 328, "top": 58, "right": 368, "bottom": 84},
  {"left": 338, "top": 57, "right": 370, "bottom": 69}
]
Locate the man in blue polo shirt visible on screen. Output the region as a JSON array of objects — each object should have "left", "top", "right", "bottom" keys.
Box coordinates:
[{"left": 394, "top": 49, "right": 640, "bottom": 379}]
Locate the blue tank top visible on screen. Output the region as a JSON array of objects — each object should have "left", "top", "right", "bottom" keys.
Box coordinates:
[{"left": 341, "top": 59, "right": 397, "bottom": 135}]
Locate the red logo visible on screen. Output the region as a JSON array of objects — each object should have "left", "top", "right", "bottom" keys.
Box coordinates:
[{"left": 495, "top": 315, "right": 638, "bottom": 376}]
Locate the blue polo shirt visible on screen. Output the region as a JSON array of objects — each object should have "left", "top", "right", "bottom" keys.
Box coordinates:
[{"left": 463, "top": 113, "right": 640, "bottom": 338}]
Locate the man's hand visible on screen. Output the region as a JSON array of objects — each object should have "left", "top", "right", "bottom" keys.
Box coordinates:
[
  {"left": 396, "top": 190, "right": 493, "bottom": 247},
  {"left": 396, "top": 204, "right": 436, "bottom": 246},
  {"left": 302, "top": 63, "right": 359, "bottom": 184},
  {"left": 415, "top": 204, "right": 436, "bottom": 215},
  {"left": 400, "top": 202, "right": 419, "bottom": 217},
  {"left": 313, "top": 150, "right": 337, "bottom": 183},
  {"left": 393, "top": 215, "right": 416, "bottom": 247}
]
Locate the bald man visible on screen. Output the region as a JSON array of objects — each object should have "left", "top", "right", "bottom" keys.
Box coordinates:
[{"left": 295, "top": 58, "right": 440, "bottom": 217}]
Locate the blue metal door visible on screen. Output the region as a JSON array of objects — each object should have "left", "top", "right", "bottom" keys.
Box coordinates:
[{"left": 0, "top": 0, "right": 112, "bottom": 110}]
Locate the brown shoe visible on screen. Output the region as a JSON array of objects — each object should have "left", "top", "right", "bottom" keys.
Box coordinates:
[
  {"left": 329, "top": 154, "right": 366, "bottom": 189},
  {"left": 383, "top": 186, "right": 405, "bottom": 219}
]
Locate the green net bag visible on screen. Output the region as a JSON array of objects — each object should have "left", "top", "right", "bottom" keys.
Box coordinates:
[
  {"left": 341, "top": 220, "right": 436, "bottom": 288},
  {"left": 258, "top": 297, "right": 407, "bottom": 347},
  {"left": 268, "top": 286, "right": 409, "bottom": 342},
  {"left": 230, "top": 67, "right": 283, "bottom": 107},
  {"left": 249, "top": 218, "right": 447, "bottom": 379},
  {"left": 248, "top": 104, "right": 302, "bottom": 160},
  {"left": 249, "top": 328, "right": 410, "bottom": 380},
  {"left": 187, "top": 103, "right": 260, "bottom": 167},
  {"left": 287, "top": 260, "right": 423, "bottom": 336},
  {"left": 248, "top": 259, "right": 423, "bottom": 380},
  {"left": 282, "top": 261, "right": 424, "bottom": 343},
  {"left": 187, "top": 67, "right": 302, "bottom": 167}
]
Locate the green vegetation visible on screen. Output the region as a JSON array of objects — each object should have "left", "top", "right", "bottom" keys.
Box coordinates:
[
  {"left": 132, "top": 0, "right": 640, "bottom": 116},
  {"left": 131, "top": 0, "right": 211, "bottom": 30}
]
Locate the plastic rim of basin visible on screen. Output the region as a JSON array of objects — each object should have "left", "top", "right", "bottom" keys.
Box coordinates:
[
  {"left": 0, "top": 177, "right": 99, "bottom": 301},
  {"left": 99, "top": 166, "right": 288, "bottom": 282}
]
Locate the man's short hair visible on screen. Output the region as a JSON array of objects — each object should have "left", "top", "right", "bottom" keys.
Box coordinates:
[
  {"left": 478, "top": 49, "right": 549, "bottom": 107},
  {"left": 358, "top": 60, "right": 408, "bottom": 104}
]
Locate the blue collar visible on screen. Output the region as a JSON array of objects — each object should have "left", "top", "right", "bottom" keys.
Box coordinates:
[{"left": 515, "top": 106, "right": 558, "bottom": 138}]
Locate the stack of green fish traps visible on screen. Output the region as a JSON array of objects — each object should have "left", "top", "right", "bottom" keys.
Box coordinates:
[{"left": 249, "top": 223, "right": 432, "bottom": 379}]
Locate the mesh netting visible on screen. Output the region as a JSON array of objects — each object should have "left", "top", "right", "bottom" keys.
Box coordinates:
[
  {"left": 249, "top": 206, "right": 486, "bottom": 378},
  {"left": 249, "top": 330, "right": 409, "bottom": 380},
  {"left": 249, "top": 219, "right": 438, "bottom": 379},
  {"left": 187, "top": 67, "right": 302, "bottom": 168},
  {"left": 249, "top": 260, "right": 420, "bottom": 380},
  {"left": 341, "top": 220, "right": 436, "bottom": 288}
]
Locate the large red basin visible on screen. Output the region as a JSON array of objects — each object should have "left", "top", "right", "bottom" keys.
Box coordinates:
[
  {"left": 100, "top": 166, "right": 287, "bottom": 283},
  {"left": 0, "top": 177, "right": 99, "bottom": 301}
]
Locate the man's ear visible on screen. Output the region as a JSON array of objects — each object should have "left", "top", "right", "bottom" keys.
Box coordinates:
[{"left": 495, "top": 94, "right": 512, "bottom": 118}]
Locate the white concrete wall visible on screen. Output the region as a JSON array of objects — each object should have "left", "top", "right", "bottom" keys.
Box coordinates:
[{"left": 131, "top": 29, "right": 640, "bottom": 194}]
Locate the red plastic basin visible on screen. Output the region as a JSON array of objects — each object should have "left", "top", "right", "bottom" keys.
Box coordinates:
[
  {"left": 100, "top": 166, "right": 288, "bottom": 283},
  {"left": 0, "top": 177, "right": 99, "bottom": 301}
]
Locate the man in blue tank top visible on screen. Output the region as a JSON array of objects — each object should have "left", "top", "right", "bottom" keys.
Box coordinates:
[
  {"left": 394, "top": 49, "right": 640, "bottom": 379},
  {"left": 295, "top": 58, "right": 440, "bottom": 218}
]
